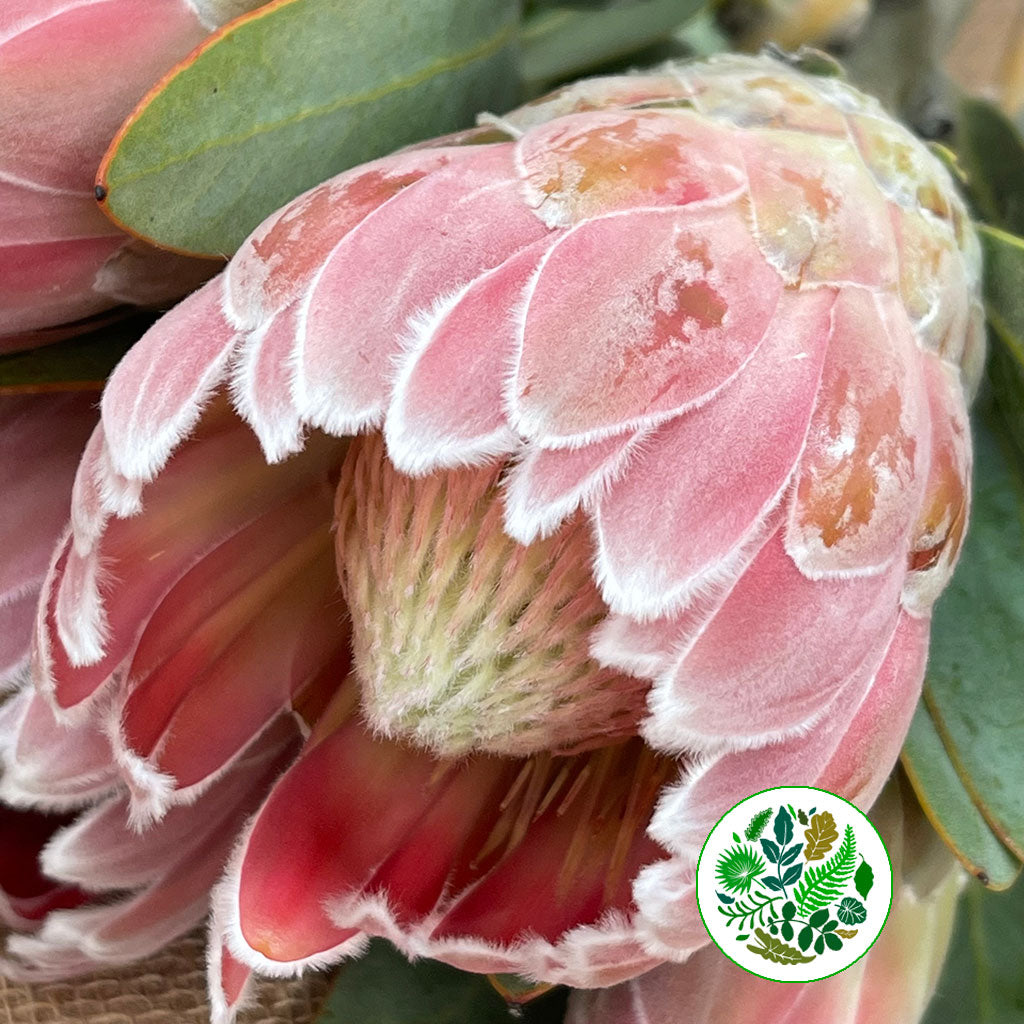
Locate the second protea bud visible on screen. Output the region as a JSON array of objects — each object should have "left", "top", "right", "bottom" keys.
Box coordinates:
[{"left": 0, "top": 53, "right": 982, "bottom": 1015}]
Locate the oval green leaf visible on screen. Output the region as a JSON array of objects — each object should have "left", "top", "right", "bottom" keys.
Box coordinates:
[
  {"left": 955, "top": 97, "right": 1024, "bottom": 234},
  {"left": 902, "top": 702, "right": 1021, "bottom": 890},
  {"left": 99, "top": 0, "right": 520, "bottom": 257},
  {"left": 920, "top": 413, "right": 1024, "bottom": 863}
]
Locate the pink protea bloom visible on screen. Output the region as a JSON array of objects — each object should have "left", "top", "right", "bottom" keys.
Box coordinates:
[
  {"left": 0, "top": 0, "right": 262, "bottom": 351},
  {"left": 0, "top": 54, "right": 982, "bottom": 1019},
  {"left": 566, "top": 777, "right": 964, "bottom": 1024}
]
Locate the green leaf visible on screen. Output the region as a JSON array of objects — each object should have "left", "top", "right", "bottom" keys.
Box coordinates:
[
  {"left": 0, "top": 315, "right": 155, "bottom": 393},
  {"left": 798, "top": 925, "right": 813, "bottom": 952},
  {"left": 836, "top": 897, "right": 867, "bottom": 926},
  {"left": 781, "top": 863, "right": 804, "bottom": 887},
  {"left": 521, "top": 0, "right": 703, "bottom": 92},
  {"left": 823, "top": 931, "right": 843, "bottom": 952},
  {"left": 746, "top": 928, "right": 816, "bottom": 965},
  {"left": 316, "top": 941, "right": 526, "bottom": 1024},
  {"left": 782, "top": 901, "right": 796, "bottom": 920},
  {"left": 979, "top": 226, "right": 1024, "bottom": 377},
  {"left": 780, "top": 920, "right": 794, "bottom": 942},
  {"left": 955, "top": 97, "right": 1024, "bottom": 235},
  {"left": 854, "top": 858, "right": 875, "bottom": 900},
  {"left": 902, "top": 704, "right": 1021, "bottom": 891},
  {"left": 794, "top": 826, "right": 857, "bottom": 915},
  {"left": 803, "top": 811, "right": 839, "bottom": 862},
  {"left": 918, "top": 415, "right": 1024, "bottom": 862},
  {"left": 808, "top": 908, "right": 830, "bottom": 929},
  {"left": 99, "top": 0, "right": 520, "bottom": 257},
  {"left": 814, "top": 934, "right": 825, "bottom": 955},
  {"left": 923, "top": 879, "right": 1024, "bottom": 1024},
  {"left": 745, "top": 807, "right": 773, "bottom": 841},
  {"left": 774, "top": 806, "right": 794, "bottom": 847}
]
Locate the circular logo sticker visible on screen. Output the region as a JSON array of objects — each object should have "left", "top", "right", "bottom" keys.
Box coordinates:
[{"left": 696, "top": 786, "right": 893, "bottom": 982}]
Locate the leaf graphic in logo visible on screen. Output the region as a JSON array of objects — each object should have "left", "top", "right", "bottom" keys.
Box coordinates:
[
  {"left": 794, "top": 826, "right": 857, "bottom": 914},
  {"left": 745, "top": 808, "right": 772, "bottom": 841},
  {"left": 716, "top": 844, "right": 766, "bottom": 894},
  {"left": 774, "top": 806, "right": 795, "bottom": 846},
  {"left": 835, "top": 928, "right": 859, "bottom": 939},
  {"left": 836, "top": 897, "right": 867, "bottom": 925},
  {"left": 746, "top": 928, "right": 816, "bottom": 964},
  {"left": 854, "top": 857, "right": 875, "bottom": 900},
  {"left": 803, "top": 811, "right": 839, "bottom": 861}
]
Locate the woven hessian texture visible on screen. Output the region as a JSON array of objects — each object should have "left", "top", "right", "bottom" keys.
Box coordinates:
[{"left": 0, "top": 931, "right": 330, "bottom": 1024}]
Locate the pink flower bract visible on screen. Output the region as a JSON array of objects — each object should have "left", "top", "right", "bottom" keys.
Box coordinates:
[
  {"left": 0, "top": 0, "right": 261, "bottom": 351},
  {"left": 0, "top": 54, "right": 982, "bottom": 1022}
]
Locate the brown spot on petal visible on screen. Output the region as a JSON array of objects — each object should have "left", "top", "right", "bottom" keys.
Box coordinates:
[{"left": 798, "top": 372, "right": 915, "bottom": 549}]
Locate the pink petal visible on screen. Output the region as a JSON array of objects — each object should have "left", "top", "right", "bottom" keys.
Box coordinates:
[
  {"left": 0, "top": 0, "right": 207, "bottom": 194},
  {"left": 902, "top": 355, "right": 971, "bottom": 615},
  {"left": 516, "top": 109, "right": 745, "bottom": 227},
  {"left": 503, "top": 429, "right": 647, "bottom": 545},
  {"left": 0, "top": 589, "right": 36, "bottom": 684},
  {"left": 642, "top": 528, "right": 904, "bottom": 754},
  {"left": 385, "top": 239, "right": 555, "bottom": 475},
  {"left": 0, "top": 236, "right": 125, "bottom": 338},
  {"left": 230, "top": 719, "right": 448, "bottom": 968},
  {"left": 505, "top": 72, "right": 693, "bottom": 132},
  {"left": 229, "top": 303, "right": 305, "bottom": 462},
  {"left": 0, "top": 806, "right": 85, "bottom": 930},
  {"left": 49, "top": 414, "right": 340, "bottom": 704},
  {"left": 740, "top": 129, "right": 898, "bottom": 285},
  {"left": 817, "top": 610, "right": 929, "bottom": 807},
  {"left": 209, "top": 941, "right": 256, "bottom": 1024},
  {"left": 786, "top": 288, "right": 928, "bottom": 577},
  {"left": 295, "top": 144, "right": 550, "bottom": 436},
  {"left": 0, "top": 393, "right": 99, "bottom": 602},
  {"left": 1, "top": 685, "right": 119, "bottom": 810},
  {"left": 512, "top": 204, "right": 783, "bottom": 445},
  {"left": 594, "top": 288, "right": 835, "bottom": 618},
  {"left": 224, "top": 147, "right": 482, "bottom": 328},
  {"left": 100, "top": 278, "right": 239, "bottom": 482}
]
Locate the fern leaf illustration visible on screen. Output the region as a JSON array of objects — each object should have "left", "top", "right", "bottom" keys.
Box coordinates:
[
  {"left": 745, "top": 808, "right": 772, "bottom": 841},
  {"left": 794, "top": 825, "right": 856, "bottom": 915}
]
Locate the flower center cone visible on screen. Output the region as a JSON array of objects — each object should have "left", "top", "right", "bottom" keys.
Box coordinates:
[{"left": 334, "top": 432, "right": 651, "bottom": 758}]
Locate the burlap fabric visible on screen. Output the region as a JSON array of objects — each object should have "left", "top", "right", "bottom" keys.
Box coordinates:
[{"left": 0, "top": 932, "right": 330, "bottom": 1024}]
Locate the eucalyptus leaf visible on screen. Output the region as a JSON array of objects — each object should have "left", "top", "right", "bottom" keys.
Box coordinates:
[
  {"left": 521, "top": 0, "right": 704, "bottom": 91},
  {"left": 978, "top": 226, "right": 1024, "bottom": 371},
  {"left": 99, "top": 0, "right": 520, "bottom": 256},
  {"left": 902, "top": 703, "right": 1021, "bottom": 890},
  {"left": 923, "top": 879, "right": 1024, "bottom": 1024},
  {"left": 955, "top": 97, "right": 1024, "bottom": 234},
  {"left": 316, "top": 941, "right": 567, "bottom": 1024},
  {"left": 920, "top": 415, "right": 1024, "bottom": 861}
]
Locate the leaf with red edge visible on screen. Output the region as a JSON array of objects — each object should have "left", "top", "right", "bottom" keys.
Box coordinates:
[{"left": 97, "top": 0, "right": 520, "bottom": 257}]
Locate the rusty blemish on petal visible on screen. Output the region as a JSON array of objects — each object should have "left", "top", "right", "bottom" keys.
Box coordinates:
[
  {"left": 797, "top": 373, "right": 916, "bottom": 549},
  {"left": 780, "top": 166, "right": 838, "bottom": 221}
]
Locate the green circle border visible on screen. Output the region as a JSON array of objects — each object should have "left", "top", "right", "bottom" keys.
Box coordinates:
[{"left": 695, "top": 784, "right": 895, "bottom": 984}]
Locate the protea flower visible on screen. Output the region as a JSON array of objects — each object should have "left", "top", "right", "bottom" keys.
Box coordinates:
[
  {"left": 0, "top": 0, "right": 262, "bottom": 351},
  {"left": 566, "top": 776, "right": 964, "bottom": 1024},
  {"left": 0, "top": 53, "right": 983, "bottom": 1020}
]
